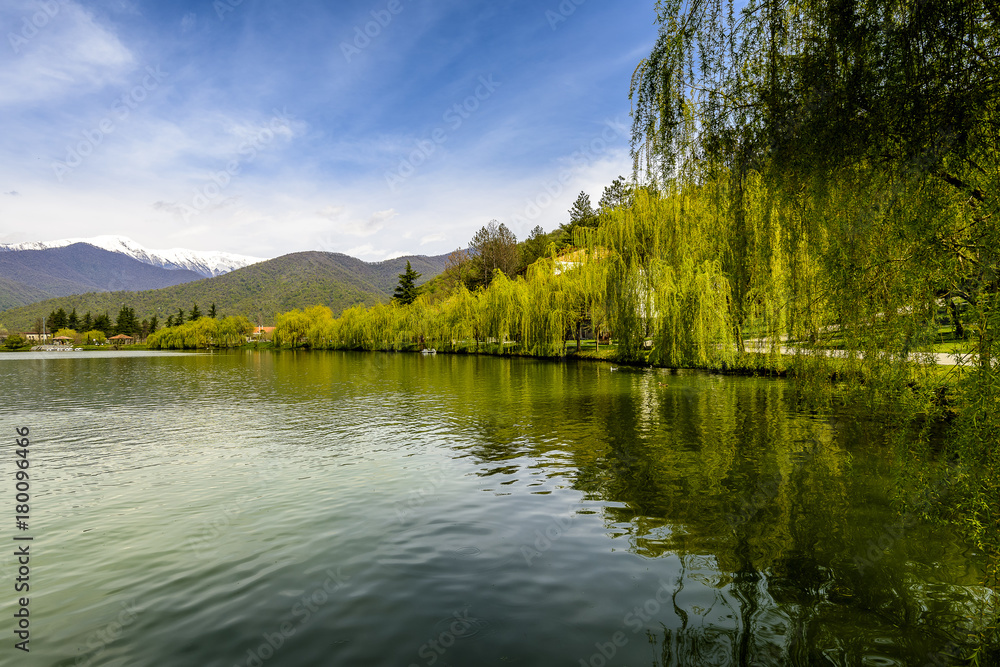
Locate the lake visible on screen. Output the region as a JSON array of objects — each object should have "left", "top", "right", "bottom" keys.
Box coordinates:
[{"left": 0, "top": 350, "right": 990, "bottom": 666}]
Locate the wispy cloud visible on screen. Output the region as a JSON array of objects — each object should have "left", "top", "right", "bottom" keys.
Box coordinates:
[{"left": 1, "top": 1, "right": 133, "bottom": 107}]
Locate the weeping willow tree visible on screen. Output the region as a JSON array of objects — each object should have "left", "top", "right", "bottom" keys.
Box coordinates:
[
  {"left": 632, "top": 0, "right": 998, "bottom": 366},
  {"left": 631, "top": 0, "right": 999, "bottom": 655},
  {"left": 479, "top": 270, "right": 523, "bottom": 354},
  {"left": 146, "top": 316, "right": 253, "bottom": 349},
  {"left": 520, "top": 257, "right": 574, "bottom": 356}
]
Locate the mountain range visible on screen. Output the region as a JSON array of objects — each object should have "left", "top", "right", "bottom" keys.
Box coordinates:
[
  {"left": 0, "top": 243, "right": 206, "bottom": 310},
  {"left": 0, "top": 235, "right": 263, "bottom": 278},
  {"left": 0, "top": 245, "right": 450, "bottom": 331}
]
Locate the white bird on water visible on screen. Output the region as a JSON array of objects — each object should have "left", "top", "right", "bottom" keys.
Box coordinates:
[{"left": 609, "top": 366, "right": 618, "bottom": 371}]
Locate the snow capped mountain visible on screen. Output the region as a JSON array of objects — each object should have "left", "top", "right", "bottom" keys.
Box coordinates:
[{"left": 0, "top": 235, "right": 266, "bottom": 278}]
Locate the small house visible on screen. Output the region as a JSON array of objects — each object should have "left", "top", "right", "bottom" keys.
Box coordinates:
[{"left": 248, "top": 326, "right": 275, "bottom": 342}]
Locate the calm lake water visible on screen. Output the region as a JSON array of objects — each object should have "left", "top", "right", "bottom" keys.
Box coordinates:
[{"left": 0, "top": 350, "right": 991, "bottom": 666}]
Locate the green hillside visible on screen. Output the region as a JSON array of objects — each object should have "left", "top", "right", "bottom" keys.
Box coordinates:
[
  {"left": 0, "top": 276, "right": 51, "bottom": 312},
  {"left": 0, "top": 251, "right": 448, "bottom": 330}
]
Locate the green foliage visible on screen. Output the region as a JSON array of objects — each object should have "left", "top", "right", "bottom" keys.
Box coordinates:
[
  {"left": 629, "top": 1, "right": 1000, "bottom": 655},
  {"left": 146, "top": 316, "right": 253, "bottom": 349},
  {"left": 0, "top": 252, "right": 449, "bottom": 331},
  {"left": 115, "top": 306, "right": 140, "bottom": 336},
  {"left": 569, "top": 191, "right": 597, "bottom": 227},
  {"left": 469, "top": 220, "right": 519, "bottom": 288},
  {"left": 518, "top": 225, "right": 551, "bottom": 274},
  {"left": 0, "top": 276, "right": 49, "bottom": 311},
  {"left": 48, "top": 307, "right": 68, "bottom": 331},
  {"left": 597, "top": 176, "right": 632, "bottom": 215},
  {"left": 83, "top": 330, "right": 105, "bottom": 345},
  {"left": 392, "top": 261, "right": 421, "bottom": 305},
  {"left": 92, "top": 313, "right": 112, "bottom": 336},
  {"left": 4, "top": 334, "right": 26, "bottom": 349}
]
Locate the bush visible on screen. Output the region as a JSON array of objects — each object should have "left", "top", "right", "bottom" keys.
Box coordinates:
[{"left": 4, "top": 334, "right": 26, "bottom": 350}]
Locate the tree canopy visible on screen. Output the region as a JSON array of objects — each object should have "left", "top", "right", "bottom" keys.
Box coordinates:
[
  {"left": 392, "top": 261, "right": 422, "bottom": 305},
  {"left": 469, "top": 220, "right": 519, "bottom": 288}
]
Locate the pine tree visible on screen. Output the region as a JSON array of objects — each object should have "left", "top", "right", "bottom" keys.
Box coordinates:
[
  {"left": 519, "top": 225, "right": 550, "bottom": 273},
  {"left": 191, "top": 304, "right": 202, "bottom": 320},
  {"left": 176, "top": 308, "right": 185, "bottom": 325},
  {"left": 48, "top": 308, "right": 68, "bottom": 331},
  {"left": 598, "top": 177, "right": 632, "bottom": 214},
  {"left": 82, "top": 312, "right": 92, "bottom": 331},
  {"left": 149, "top": 316, "right": 159, "bottom": 333},
  {"left": 115, "top": 306, "right": 139, "bottom": 336},
  {"left": 568, "top": 192, "right": 598, "bottom": 227},
  {"left": 92, "top": 313, "right": 112, "bottom": 336},
  {"left": 165, "top": 315, "right": 174, "bottom": 329},
  {"left": 209, "top": 303, "right": 217, "bottom": 318},
  {"left": 393, "top": 261, "right": 421, "bottom": 305},
  {"left": 68, "top": 308, "right": 79, "bottom": 331}
]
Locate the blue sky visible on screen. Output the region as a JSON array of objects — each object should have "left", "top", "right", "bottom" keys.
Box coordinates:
[{"left": 0, "top": 0, "right": 660, "bottom": 260}]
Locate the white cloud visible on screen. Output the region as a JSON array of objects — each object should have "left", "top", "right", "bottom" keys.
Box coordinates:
[
  {"left": 345, "top": 243, "right": 384, "bottom": 258},
  {"left": 0, "top": 1, "right": 134, "bottom": 107},
  {"left": 317, "top": 205, "right": 345, "bottom": 220},
  {"left": 420, "top": 233, "right": 445, "bottom": 245}
]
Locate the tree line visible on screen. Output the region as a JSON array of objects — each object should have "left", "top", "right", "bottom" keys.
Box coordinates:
[{"left": 36, "top": 302, "right": 219, "bottom": 343}]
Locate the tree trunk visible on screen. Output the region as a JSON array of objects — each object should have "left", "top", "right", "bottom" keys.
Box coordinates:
[{"left": 949, "top": 298, "right": 965, "bottom": 339}]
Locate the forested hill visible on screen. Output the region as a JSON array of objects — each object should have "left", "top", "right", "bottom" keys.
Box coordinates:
[
  {"left": 0, "top": 276, "right": 51, "bottom": 312},
  {"left": 0, "top": 251, "right": 449, "bottom": 330}
]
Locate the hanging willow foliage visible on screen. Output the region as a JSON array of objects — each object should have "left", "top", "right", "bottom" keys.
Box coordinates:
[{"left": 146, "top": 316, "right": 253, "bottom": 349}]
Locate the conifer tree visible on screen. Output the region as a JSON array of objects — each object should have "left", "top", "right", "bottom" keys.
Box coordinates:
[{"left": 393, "top": 261, "right": 421, "bottom": 305}]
